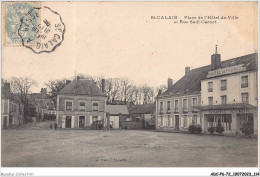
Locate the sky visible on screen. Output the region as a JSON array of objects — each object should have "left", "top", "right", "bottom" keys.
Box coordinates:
[{"left": 2, "top": 1, "right": 258, "bottom": 93}]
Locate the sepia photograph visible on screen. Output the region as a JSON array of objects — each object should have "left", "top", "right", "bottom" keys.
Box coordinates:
[{"left": 1, "top": 1, "right": 259, "bottom": 176}]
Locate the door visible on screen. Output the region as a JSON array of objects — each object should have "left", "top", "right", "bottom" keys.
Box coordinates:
[
  {"left": 3, "top": 116, "right": 8, "bottom": 129},
  {"left": 66, "top": 116, "right": 71, "bottom": 128},
  {"left": 175, "top": 115, "right": 179, "bottom": 130},
  {"left": 79, "top": 116, "right": 85, "bottom": 128}
]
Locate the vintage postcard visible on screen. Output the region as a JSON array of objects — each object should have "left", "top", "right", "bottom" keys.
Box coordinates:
[{"left": 1, "top": 1, "right": 259, "bottom": 176}]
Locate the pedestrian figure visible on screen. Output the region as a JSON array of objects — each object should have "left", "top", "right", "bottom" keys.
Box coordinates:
[
  {"left": 50, "top": 123, "right": 53, "bottom": 129},
  {"left": 109, "top": 124, "right": 113, "bottom": 130},
  {"left": 54, "top": 123, "right": 57, "bottom": 130},
  {"left": 125, "top": 125, "right": 127, "bottom": 130}
]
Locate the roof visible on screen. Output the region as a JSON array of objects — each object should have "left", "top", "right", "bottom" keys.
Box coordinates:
[
  {"left": 129, "top": 103, "right": 156, "bottom": 114},
  {"left": 59, "top": 79, "right": 105, "bottom": 96},
  {"left": 106, "top": 105, "right": 129, "bottom": 115},
  {"left": 159, "top": 53, "right": 257, "bottom": 98}
]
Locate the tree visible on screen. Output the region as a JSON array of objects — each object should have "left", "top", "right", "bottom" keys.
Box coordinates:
[
  {"left": 10, "top": 76, "right": 37, "bottom": 121},
  {"left": 119, "top": 78, "right": 133, "bottom": 104},
  {"left": 156, "top": 84, "right": 167, "bottom": 94},
  {"left": 45, "top": 79, "right": 66, "bottom": 107},
  {"left": 106, "top": 78, "right": 121, "bottom": 104}
]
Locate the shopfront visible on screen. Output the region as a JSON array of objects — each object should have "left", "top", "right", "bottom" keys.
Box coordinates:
[{"left": 200, "top": 104, "right": 257, "bottom": 135}]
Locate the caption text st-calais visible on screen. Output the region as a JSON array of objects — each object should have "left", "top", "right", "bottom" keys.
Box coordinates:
[{"left": 150, "top": 15, "right": 239, "bottom": 24}]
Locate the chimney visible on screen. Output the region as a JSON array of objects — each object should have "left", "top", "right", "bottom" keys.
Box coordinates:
[
  {"left": 66, "top": 80, "right": 71, "bottom": 85},
  {"left": 41, "top": 88, "right": 47, "bottom": 94},
  {"left": 185, "top": 67, "right": 190, "bottom": 75},
  {"left": 211, "top": 45, "right": 221, "bottom": 70},
  {"left": 101, "top": 79, "right": 105, "bottom": 93},
  {"left": 167, "top": 78, "right": 173, "bottom": 89},
  {"left": 158, "top": 89, "right": 162, "bottom": 96},
  {"left": 3, "top": 83, "right": 11, "bottom": 98}
]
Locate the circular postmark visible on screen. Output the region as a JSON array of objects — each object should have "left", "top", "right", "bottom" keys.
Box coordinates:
[{"left": 18, "top": 6, "right": 65, "bottom": 54}]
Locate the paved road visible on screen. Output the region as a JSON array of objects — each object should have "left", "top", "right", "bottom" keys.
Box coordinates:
[{"left": 1, "top": 121, "right": 258, "bottom": 167}]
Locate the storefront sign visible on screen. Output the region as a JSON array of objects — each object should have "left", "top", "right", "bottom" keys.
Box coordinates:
[
  {"left": 209, "top": 110, "right": 225, "bottom": 114},
  {"left": 207, "top": 64, "right": 246, "bottom": 78}
]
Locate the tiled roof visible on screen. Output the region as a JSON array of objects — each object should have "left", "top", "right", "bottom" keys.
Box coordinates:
[
  {"left": 159, "top": 53, "right": 257, "bottom": 97},
  {"left": 106, "top": 105, "right": 129, "bottom": 115},
  {"left": 59, "top": 79, "right": 105, "bottom": 96},
  {"left": 129, "top": 103, "right": 156, "bottom": 114}
]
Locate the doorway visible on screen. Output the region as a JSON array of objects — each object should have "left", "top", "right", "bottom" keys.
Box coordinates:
[
  {"left": 175, "top": 115, "right": 179, "bottom": 130},
  {"left": 66, "top": 116, "right": 72, "bottom": 128},
  {"left": 79, "top": 116, "right": 85, "bottom": 128},
  {"left": 3, "top": 116, "right": 8, "bottom": 129}
]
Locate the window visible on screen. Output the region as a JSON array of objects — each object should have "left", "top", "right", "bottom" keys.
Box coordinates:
[
  {"left": 222, "top": 115, "right": 232, "bottom": 130},
  {"left": 208, "top": 82, "right": 213, "bottom": 92},
  {"left": 93, "top": 116, "right": 98, "bottom": 122},
  {"left": 183, "top": 115, "right": 187, "bottom": 128},
  {"left": 241, "top": 76, "right": 248, "bottom": 88},
  {"left": 221, "top": 80, "right": 227, "bottom": 90},
  {"left": 183, "top": 99, "right": 187, "bottom": 108},
  {"left": 168, "top": 115, "right": 171, "bottom": 127},
  {"left": 167, "top": 101, "right": 171, "bottom": 110},
  {"left": 160, "top": 117, "right": 163, "bottom": 126},
  {"left": 221, "top": 95, "right": 227, "bottom": 105},
  {"left": 242, "top": 93, "right": 249, "bottom": 103},
  {"left": 92, "top": 102, "right": 99, "bottom": 111},
  {"left": 66, "top": 101, "right": 72, "bottom": 111},
  {"left": 192, "top": 115, "right": 197, "bottom": 125},
  {"left": 192, "top": 98, "right": 198, "bottom": 111},
  {"left": 208, "top": 97, "right": 213, "bottom": 105},
  {"left": 174, "top": 100, "right": 179, "bottom": 112},
  {"left": 160, "top": 102, "right": 163, "bottom": 111},
  {"left": 79, "top": 102, "right": 86, "bottom": 111},
  {"left": 182, "top": 99, "right": 188, "bottom": 113}
]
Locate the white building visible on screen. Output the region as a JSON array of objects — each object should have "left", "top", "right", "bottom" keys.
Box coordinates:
[{"left": 199, "top": 50, "right": 258, "bottom": 135}]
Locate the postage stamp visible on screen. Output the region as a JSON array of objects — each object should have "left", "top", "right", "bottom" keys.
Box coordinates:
[
  {"left": 2, "top": 2, "right": 41, "bottom": 46},
  {"left": 18, "top": 6, "right": 65, "bottom": 54}
]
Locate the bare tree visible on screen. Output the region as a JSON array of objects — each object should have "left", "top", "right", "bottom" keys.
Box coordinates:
[
  {"left": 119, "top": 78, "right": 133, "bottom": 104},
  {"left": 11, "top": 77, "right": 37, "bottom": 118},
  {"left": 106, "top": 78, "right": 121, "bottom": 104},
  {"left": 156, "top": 84, "right": 167, "bottom": 94},
  {"left": 45, "top": 79, "right": 67, "bottom": 107}
]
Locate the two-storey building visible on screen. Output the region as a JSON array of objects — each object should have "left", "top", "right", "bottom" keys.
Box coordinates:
[
  {"left": 199, "top": 51, "right": 258, "bottom": 135},
  {"left": 1, "top": 83, "right": 24, "bottom": 129},
  {"left": 156, "top": 47, "right": 258, "bottom": 135},
  {"left": 156, "top": 69, "right": 202, "bottom": 131},
  {"left": 56, "top": 78, "right": 107, "bottom": 129}
]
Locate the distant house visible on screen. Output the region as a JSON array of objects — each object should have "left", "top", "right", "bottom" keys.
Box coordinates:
[
  {"left": 129, "top": 103, "right": 156, "bottom": 129},
  {"left": 1, "top": 83, "right": 24, "bottom": 129},
  {"left": 56, "top": 78, "right": 106, "bottom": 129},
  {"left": 106, "top": 105, "right": 129, "bottom": 129}
]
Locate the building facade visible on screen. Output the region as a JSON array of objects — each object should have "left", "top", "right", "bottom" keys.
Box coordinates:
[
  {"left": 156, "top": 76, "right": 202, "bottom": 131},
  {"left": 156, "top": 49, "right": 258, "bottom": 135},
  {"left": 1, "top": 83, "right": 24, "bottom": 129},
  {"left": 56, "top": 79, "right": 107, "bottom": 129},
  {"left": 199, "top": 52, "right": 258, "bottom": 135}
]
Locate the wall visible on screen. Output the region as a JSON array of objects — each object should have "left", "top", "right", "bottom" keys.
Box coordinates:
[
  {"left": 56, "top": 94, "right": 106, "bottom": 128},
  {"left": 120, "top": 121, "right": 144, "bottom": 129},
  {"left": 201, "top": 71, "right": 257, "bottom": 106},
  {"left": 156, "top": 94, "right": 201, "bottom": 131},
  {"left": 57, "top": 94, "right": 106, "bottom": 112}
]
